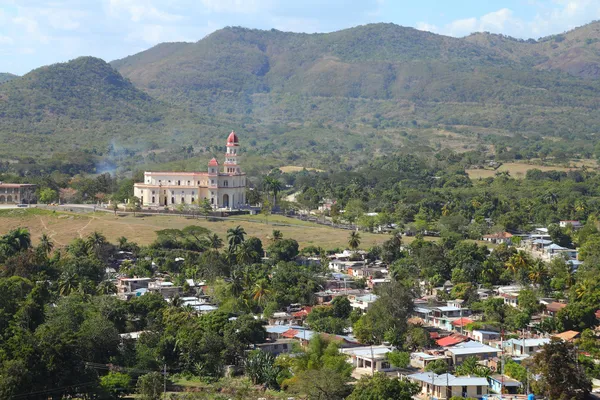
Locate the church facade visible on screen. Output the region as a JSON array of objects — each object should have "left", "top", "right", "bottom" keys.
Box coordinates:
[{"left": 133, "top": 131, "right": 246, "bottom": 209}]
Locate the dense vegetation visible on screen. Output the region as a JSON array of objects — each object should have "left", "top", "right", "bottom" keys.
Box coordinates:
[{"left": 5, "top": 23, "right": 600, "bottom": 175}]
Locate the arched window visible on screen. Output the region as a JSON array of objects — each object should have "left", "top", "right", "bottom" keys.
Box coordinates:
[
  {"left": 152, "top": 196, "right": 155, "bottom": 203},
  {"left": 191, "top": 198, "right": 195, "bottom": 203},
  {"left": 171, "top": 197, "right": 175, "bottom": 204},
  {"left": 181, "top": 197, "right": 185, "bottom": 204},
  {"left": 224, "top": 180, "right": 229, "bottom": 187}
]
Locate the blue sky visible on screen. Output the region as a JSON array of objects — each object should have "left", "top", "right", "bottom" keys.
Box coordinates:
[{"left": 1, "top": 0, "right": 600, "bottom": 74}]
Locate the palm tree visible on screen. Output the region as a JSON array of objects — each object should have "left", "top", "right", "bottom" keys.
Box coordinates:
[
  {"left": 252, "top": 279, "right": 271, "bottom": 307},
  {"left": 236, "top": 241, "right": 258, "bottom": 265},
  {"left": 207, "top": 234, "right": 223, "bottom": 252},
  {"left": 59, "top": 272, "right": 79, "bottom": 296},
  {"left": 528, "top": 260, "right": 548, "bottom": 286},
  {"left": 271, "top": 230, "right": 283, "bottom": 242},
  {"left": 86, "top": 231, "right": 106, "bottom": 250},
  {"left": 38, "top": 233, "right": 54, "bottom": 255},
  {"left": 96, "top": 280, "right": 117, "bottom": 295},
  {"left": 117, "top": 236, "right": 128, "bottom": 250},
  {"left": 505, "top": 250, "right": 529, "bottom": 274},
  {"left": 227, "top": 225, "right": 246, "bottom": 252},
  {"left": 263, "top": 176, "right": 283, "bottom": 208},
  {"left": 348, "top": 231, "right": 361, "bottom": 250},
  {"left": 2, "top": 227, "right": 31, "bottom": 253}
]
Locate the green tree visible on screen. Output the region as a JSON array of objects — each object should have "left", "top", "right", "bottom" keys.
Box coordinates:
[
  {"left": 100, "top": 372, "right": 132, "bottom": 399},
  {"left": 531, "top": 338, "right": 590, "bottom": 400},
  {"left": 136, "top": 372, "right": 166, "bottom": 400},
  {"left": 267, "top": 238, "right": 299, "bottom": 263},
  {"left": 38, "top": 233, "right": 54, "bottom": 255},
  {"left": 348, "top": 373, "right": 420, "bottom": 400},
  {"left": 39, "top": 188, "right": 58, "bottom": 204},
  {"left": 425, "top": 359, "right": 449, "bottom": 374},
  {"left": 348, "top": 231, "right": 361, "bottom": 250},
  {"left": 387, "top": 350, "right": 410, "bottom": 368},
  {"left": 227, "top": 225, "right": 246, "bottom": 252},
  {"left": 455, "top": 356, "right": 491, "bottom": 377}
]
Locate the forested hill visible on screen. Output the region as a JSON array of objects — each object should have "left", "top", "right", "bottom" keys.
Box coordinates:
[
  {"left": 0, "top": 73, "right": 18, "bottom": 84},
  {"left": 110, "top": 23, "right": 600, "bottom": 143}
]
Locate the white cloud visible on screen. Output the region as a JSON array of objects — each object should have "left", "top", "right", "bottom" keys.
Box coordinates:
[
  {"left": 199, "top": 0, "right": 273, "bottom": 14},
  {"left": 271, "top": 16, "right": 320, "bottom": 32},
  {"left": 0, "top": 36, "right": 14, "bottom": 45},
  {"left": 415, "top": 22, "right": 439, "bottom": 33},
  {"left": 108, "top": 0, "right": 184, "bottom": 22}
]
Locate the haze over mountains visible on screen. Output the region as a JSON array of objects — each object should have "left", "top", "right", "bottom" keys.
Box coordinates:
[{"left": 3, "top": 22, "right": 600, "bottom": 170}]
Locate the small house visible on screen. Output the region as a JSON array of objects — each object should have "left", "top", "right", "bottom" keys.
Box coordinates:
[
  {"left": 488, "top": 374, "right": 522, "bottom": 394},
  {"left": 406, "top": 372, "right": 489, "bottom": 399}
]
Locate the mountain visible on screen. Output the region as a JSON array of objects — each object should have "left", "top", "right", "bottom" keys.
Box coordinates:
[
  {"left": 466, "top": 21, "right": 600, "bottom": 79},
  {"left": 4, "top": 23, "right": 600, "bottom": 173},
  {"left": 0, "top": 73, "right": 18, "bottom": 84},
  {"left": 110, "top": 24, "right": 600, "bottom": 142}
]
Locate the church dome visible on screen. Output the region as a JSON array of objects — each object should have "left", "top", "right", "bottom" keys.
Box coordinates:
[
  {"left": 227, "top": 131, "right": 239, "bottom": 145},
  {"left": 208, "top": 157, "right": 219, "bottom": 166}
]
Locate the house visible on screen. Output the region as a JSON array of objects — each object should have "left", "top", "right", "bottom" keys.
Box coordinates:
[
  {"left": 349, "top": 294, "right": 378, "bottom": 311},
  {"left": 405, "top": 372, "right": 489, "bottom": 399},
  {"left": 147, "top": 281, "right": 182, "bottom": 298},
  {"left": 367, "top": 278, "right": 390, "bottom": 289},
  {"left": 544, "top": 302, "right": 567, "bottom": 318},
  {"left": 342, "top": 345, "right": 396, "bottom": 375},
  {"left": 471, "top": 330, "right": 501, "bottom": 344},
  {"left": 560, "top": 220, "right": 582, "bottom": 229},
  {"left": 553, "top": 330, "right": 580, "bottom": 342},
  {"left": 451, "top": 317, "right": 473, "bottom": 331},
  {"left": 482, "top": 232, "right": 513, "bottom": 245},
  {"left": 445, "top": 341, "right": 501, "bottom": 365},
  {"left": 436, "top": 334, "right": 469, "bottom": 347},
  {"left": 0, "top": 183, "right": 37, "bottom": 204},
  {"left": 255, "top": 339, "right": 296, "bottom": 356},
  {"left": 410, "top": 352, "right": 451, "bottom": 369},
  {"left": 268, "top": 312, "right": 293, "bottom": 325},
  {"left": 488, "top": 374, "right": 522, "bottom": 394},
  {"left": 502, "top": 292, "right": 519, "bottom": 308},
  {"left": 504, "top": 338, "right": 550, "bottom": 356}
]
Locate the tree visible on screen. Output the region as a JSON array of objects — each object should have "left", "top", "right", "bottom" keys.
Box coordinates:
[
  {"left": 38, "top": 233, "right": 54, "bottom": 255},
  {"left": 244, "top": 350, "right": 280, "bottom": 389},
  {"left": 455, "top": 356, "right": 491, "bottom": 377},
  {"left": 198, "top": 198, "right": 212, "bottom": 218},
  {"left": 59, "top": 187, "right": 78, "bottom": 204},
  {"left": 425, "top": 359, "right": 449, "bottom": 374},
  {"left": 348, "top": 373, "right": 419, "bottom": 400},
  {"left": 100, "top": 372, "right": 132, "bottom": 399},
  {"left": 531, "top": 338, "right": 591, "bottom": 400},
  {"left": 267, "top": 238, "right": 299, "bottom": 262},
  {"left": 39, "top": 188, "right": 58, "bottom": 204},
  {"left": 207, "top": 233, "right": 223, "bottom": 252},
  {"left": 331, "top": 296, "right": 352, "bottom": 319},
  {"left": 288, "top": 368, "right": 351, "bottom": 400},
  {"left": 348, "top": 231, "right": 361, "bottom": 250},
  {"left": 272, "top": 229, "right": 283, "bottom": 242},
  {"left": 136, "top": 372, "right": 166, "bottom": 400},
  {"left": 127, "top": 196, "right": 141, "bottom": 216},
  {"left": 252, "top": 279, "right": 271, "bottom": 306},
  {"left": 387, "top": 350, "right": 410, "bottom": 368},
  {"left": 227, "top": 225, "right": 246, "bottom": 252}
]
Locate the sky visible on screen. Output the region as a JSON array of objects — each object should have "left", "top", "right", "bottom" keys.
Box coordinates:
[{"left": 1, "top": 0, "right": 600, "bottom": 75}]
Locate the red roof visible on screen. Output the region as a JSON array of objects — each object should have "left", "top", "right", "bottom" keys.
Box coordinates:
[
  {"left": 208, "top": 158, "right": 219, "bottom": 166},
  {"left": 546, "top": 302, "right": 567, "bottom": 313},
  {"left": 451, "top": 317, "right": 473, "bottom": 327},
  {"left": 227, "top": 131, "right": 239, "bottom": 145},
  {"left": 595, "top": 310, "right": 600, "bottom": 319},
  {"left": 436, "top": 334, "right": 468, "bottom": 347},
  {"left": 429, "top": 332, "right": 440, "bottom": 339},
  {"left": 293, "top": 307, "right": 313, "bottom": 318},
  {"left": 282, "top": 329, "right": 300, "bottom": 338}
]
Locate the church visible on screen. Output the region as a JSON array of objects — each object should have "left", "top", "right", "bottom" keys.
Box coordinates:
[{"left": 133, "top": 131, "right": 246, "bottom": 209}]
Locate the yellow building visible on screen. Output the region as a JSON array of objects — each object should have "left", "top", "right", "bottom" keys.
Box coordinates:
[{"left": 133, "top": 131, "right": 246, "bottom": 209}]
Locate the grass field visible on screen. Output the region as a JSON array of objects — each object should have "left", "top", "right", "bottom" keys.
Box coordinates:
[
  {"left": 0, "top": 208, "right": 390, "bottom": 250},
  {"left": 279, "top": 165, "right": 324, "bottom": 173},
  {"left": 466, "top": 162, "right": 583, "bottom": 179}
]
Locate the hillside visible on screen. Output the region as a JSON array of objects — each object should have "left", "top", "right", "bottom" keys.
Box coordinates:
[
  {"left": 4, "top": 23, "right": 600, "bottom": 173},
  {"left": 466, "top": 21, "right": 600, "bottom": 79},
  {"left": 0, "top": 73, "right": 18, "bottom": 84},
  {"left": 111, "top": 24, "right": 600, "bottom": 143}
]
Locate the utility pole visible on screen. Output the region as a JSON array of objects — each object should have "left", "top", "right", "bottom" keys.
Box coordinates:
[{"left": 163, "top": 363, "right": 167, "bottom": 399}]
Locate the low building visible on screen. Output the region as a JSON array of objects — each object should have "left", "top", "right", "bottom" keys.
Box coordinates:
[
  {"left": 410, "top": 352, "right": 451, "bottom": 370},
  {"left": 445, "top": 341, "right": 501, "bottom": 365},
  {"left": 0, "top": 183, "right": 37, "bottom": 204},
  {"left": 552, "top": 330, "right": 580, "bottom": 342},
  {"left": 349, "top": 294, "right": 378, "bottom": 311},
  {"left": 342, "top": 345, "right": 395, "bottom": 375},
  {"left": 255, "top": 339, "right": 296, "bottom": 356},
  {"left": 471, "top": 330, "right": 501, "bottom": 344},
  {"left": 504, "top": 338, "right": 550, "bottom": 356},
  {"left": 406, "top": 372, "right": 489, "bottom": 399},
  {"left": 488, "top": 374, "right": 522, "bottom": 394},
  {"left": 117, "top": 277, "right": 152, "bottom": 294},
  {"left": 559, "top": 220, "right": 582, "bottom": 229},
  {"left": 147, "top": 281, "right": 182, "bottom": 298},
  {"left": 544, "top": 302, "right": 567, "bottom": 318},
  {"left": 482, "top": 232, "right": 513, "bottom": 245}
]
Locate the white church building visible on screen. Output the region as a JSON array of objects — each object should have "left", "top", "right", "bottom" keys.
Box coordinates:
[{"left": 133, "top": 131, "right": 246, "bottom": 209}]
